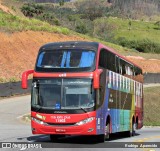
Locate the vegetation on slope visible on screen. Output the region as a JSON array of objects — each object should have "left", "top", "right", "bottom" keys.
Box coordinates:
[
  {"left": 0, "top": 10, "right": 134, "bottom": 55},
  {"left": 0, "top": 10, "right": 70, "bottom": 34},
  {"left": 144, "top": 86, "right": 160, "bottom": 126},
  {"left": 106, "top": 17, "right": 160, "bottom": 53},
  {"left": 1, "top": 9, "right": 160, "bottom": 59},
  {"left": 19, "top": 0, "right": 160, "bottom": 53}
]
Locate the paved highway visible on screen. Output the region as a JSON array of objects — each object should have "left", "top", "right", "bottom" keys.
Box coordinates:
[{"left": 0, "top": 95, "right": 160, "bottom": 151}]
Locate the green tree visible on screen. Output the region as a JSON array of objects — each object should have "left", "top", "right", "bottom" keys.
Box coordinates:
[
  {"left": 59, "top": 0, "right": 65, "bottom": 7},
  {"left": 128, "top": 20, "right": 132, "bottom": 30},
  {"left": 93, "top": 18, "right": 116, "bottom": 42},
  {"left": 75, "top": 0, "right": 105, "bottom": 21},
  {"left": 21, "top": 3, "right": 44, "bottom": 18},
  {"left": 42, "top": 13, "right": 60, "bottom": 25},
  {"left": 59, "top": 0, "right": 65, "bottom": 20},
  {"left": 155, "top": 21, "right": 160, "bottom": 30},
  {"left": 75, "top": 22, "right": 88, "bottom": 34},
  {"left": 21, "top": 4, "right": 34, "bottom": 18}
]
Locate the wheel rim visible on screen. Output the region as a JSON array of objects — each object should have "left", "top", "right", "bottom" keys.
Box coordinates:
[
  {"left": 130, "top": 122, "right": 136, "bottom": 136},
  {"left": 105, "top": 123, "right": 110, "bottom": 139},
  {"left": 133, "top": 123, "right": 136, "bottom": 131}
]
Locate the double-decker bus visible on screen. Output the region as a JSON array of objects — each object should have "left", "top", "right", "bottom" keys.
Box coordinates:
[{"left": 22, "top": 41, "right": 143, "bottom": 142}]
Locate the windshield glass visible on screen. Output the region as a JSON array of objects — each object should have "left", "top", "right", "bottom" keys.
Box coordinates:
[
  {"left": 36, "top": 50, "right": 95, "bottom": 68},
  {"left": 32, "top": 79, "right": 95, "bottom": 110}
]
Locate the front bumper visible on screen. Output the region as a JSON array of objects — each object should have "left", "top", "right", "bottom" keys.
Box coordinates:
[
  {"left": 31, "top": 118, "right": 96, "bottom": 135},
  {"left": 31, "top": 111, "right": 97, "bottom": 135}
]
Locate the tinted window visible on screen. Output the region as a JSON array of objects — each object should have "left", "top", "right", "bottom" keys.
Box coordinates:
[
  {"left": 99, "top": 49, "right": 116, "bottom": 72},
  {"left": 134, "top": 67, "right": 143, "bottom": 83},
  {"left": 31, "top": 79, "right": 95, "bottom": 109},
  {"left": 37, "top": 50, "right": 95, "bottom": 68}
]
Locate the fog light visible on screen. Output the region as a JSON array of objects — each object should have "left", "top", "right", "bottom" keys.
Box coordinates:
[
  {"left": 32, "top": 128, "right": 36, "bottom": 131},
  {"left": 88, "top": 128, "right": 94, "bottom": 132}
]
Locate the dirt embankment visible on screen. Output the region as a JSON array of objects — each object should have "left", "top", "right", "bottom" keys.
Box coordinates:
[
  {"left": 126, "top": 56, "right": 160, "bottom": 73},
  {"left": 0, "top": 1, "right": 159, "bottom": 81},
  {"left": 0, "top": 1, "right": 14, "bottom": 15},
  {"left": 0, "top": 31, "right": 87, "bottom": 81},
  {"left": 0, "top": 31, "right": 160, "bottom": 81}
]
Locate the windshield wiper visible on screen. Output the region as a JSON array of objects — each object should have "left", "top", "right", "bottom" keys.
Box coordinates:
[
  {"left": 80, "top": 107, "right": 87, "bottom": 113},
  {"left": 35, "top": 105, "right": 42, "bottom": 112}
]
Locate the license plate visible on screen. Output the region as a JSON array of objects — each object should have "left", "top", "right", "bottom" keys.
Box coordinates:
[{"left": 55, "top": 129, "right": 66, "bottom": 133}]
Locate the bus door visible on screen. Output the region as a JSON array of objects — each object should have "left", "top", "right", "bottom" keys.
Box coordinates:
[{"left": 115, "top": 56, "right": 122, "bottom": 132}]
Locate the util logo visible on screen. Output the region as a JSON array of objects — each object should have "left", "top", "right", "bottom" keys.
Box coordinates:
[{"left": 59, "top": 73, "right": 67, "bottom": 77}]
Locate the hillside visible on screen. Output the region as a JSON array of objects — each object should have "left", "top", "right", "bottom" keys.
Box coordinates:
[
  {"left": 0, "top": 30, "right": 160, "bottom": 82},
  {"left": 0, "top": 3, "right": 14, "bottom": 14},
  {"left": 15, "top": 0, "right": 160, "bottom": 54},
  {"left": 0, "top": 2, "right": 160, "bottom": 82},
  {"left": 144, "top": 86, "right": 160, "bottom": 126},
  {"left": 0, "top": 30, "right": 88, "bottom": 82}
]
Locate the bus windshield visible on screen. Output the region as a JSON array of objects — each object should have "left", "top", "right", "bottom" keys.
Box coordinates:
[
  {"left": 32, "top": 78, "right": 95, "bottom": 110},
  {"left": 36, "top": 49, "right": 95, "bottom": 69}
]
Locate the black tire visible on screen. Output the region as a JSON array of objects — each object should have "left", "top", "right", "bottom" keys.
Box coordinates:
[
  {"left": 50, "top": 134, "right": 64, "bottom": 141},
  {"left": 132, "top": 122, "right": 136, "bottom": 136},
  {"left": 97, "top": 134, "right": 105, "bottom": 143},
  {"left": 105, "top": 122, "right": 110, "bottom": 140},
  {"left": 97, "top": 123, "right": 110, "bottom": 143},
  {"left": 127, "top": 121, "right": 136, "bottom": 137}
]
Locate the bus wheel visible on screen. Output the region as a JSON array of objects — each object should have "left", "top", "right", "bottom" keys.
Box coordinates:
[
  {"left": 50, "top": 134, "right": 64, "bottom": 141},
  {"left": 97, "top": 134, "right": 105, "bottom": 143},
  {"left": 128, "top": 121, "right": 136, "bottom": 137},
  {"left": 97, "top": 123, "right": 110, "bottom": 143},
  {"left": 105, "top": 122, "right": 110, "bottom": 140}
]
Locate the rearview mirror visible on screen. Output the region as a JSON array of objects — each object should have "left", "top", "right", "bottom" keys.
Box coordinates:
[
  {"left": 93, "top": 69, "right": 103, "bottom": 89},
  {"left": 21, "top": 70, "right": 34, "bottom": 89}
]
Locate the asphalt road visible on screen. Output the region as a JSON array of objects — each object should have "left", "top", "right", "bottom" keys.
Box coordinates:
[{"left": 0, "top": 95, "right": 160, "bottom": 151}]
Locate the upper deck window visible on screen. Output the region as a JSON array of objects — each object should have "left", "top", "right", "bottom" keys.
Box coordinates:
[{"left": 36, "top": 49, "right": 95, "bottom": 72}]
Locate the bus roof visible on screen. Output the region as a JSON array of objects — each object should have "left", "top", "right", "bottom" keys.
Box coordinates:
[{"left": 40, "top": 41, "right": 99, "bottom": 51}]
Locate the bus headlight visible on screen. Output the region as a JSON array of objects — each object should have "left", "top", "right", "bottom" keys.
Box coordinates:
[
  {"left": 75, "top": 117, "right": 95, "bottom": 126},
  {"left": 32, "top": 117, "right": 48, "bottom": 125}
]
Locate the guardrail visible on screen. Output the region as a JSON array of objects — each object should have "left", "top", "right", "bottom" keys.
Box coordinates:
[
  {"left": 0, "top": 73, "right": 160, "bottom": 97},
  {"left": 143, "top": 73, "right": 160, "bottom": 84}
]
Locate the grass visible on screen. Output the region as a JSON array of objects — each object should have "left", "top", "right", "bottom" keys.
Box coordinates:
[
  {"left": 107, "top": 17, "right": 160, "bottom": 43},
  {"left": 0, "top": 10, "right": 160, "bottom": 60},
  {"left": 0, "top": 77, "right": 19, "bottom": 83},
  {"left": 1, "top": 0, "right": 26, "bottom": 17},
  {"left": 144, "top": 86, "right": 160, "bottom": 126},
  {"left": 76, "top": 33, "right": 160, "bottom": 59},
  {"left": 0, "top": 10, "right": 70, "bottom": 35}
]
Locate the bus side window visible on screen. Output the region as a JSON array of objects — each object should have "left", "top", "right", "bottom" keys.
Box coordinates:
[
  {"left": 119, "top": 65, "right": 122, "bottom": 75},
  {"left": 99, "top": 49, "right": 116, "bottom": 72},
  {"left": 119, "top": 59, "right": 126, "bottom": 75},
  {"left": 99, "top": 49, "right": 106, "bottom": 68},
  {"left": 134, "top": 67, "right": 143, "bottom": 83}
]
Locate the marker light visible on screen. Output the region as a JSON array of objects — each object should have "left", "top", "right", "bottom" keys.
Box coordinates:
[
  {"left": 75, "top": 117, "right": 95, "bottom": 126},
  {"left": 36, "top": 114, "right": 46, "bottom": 120}
]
